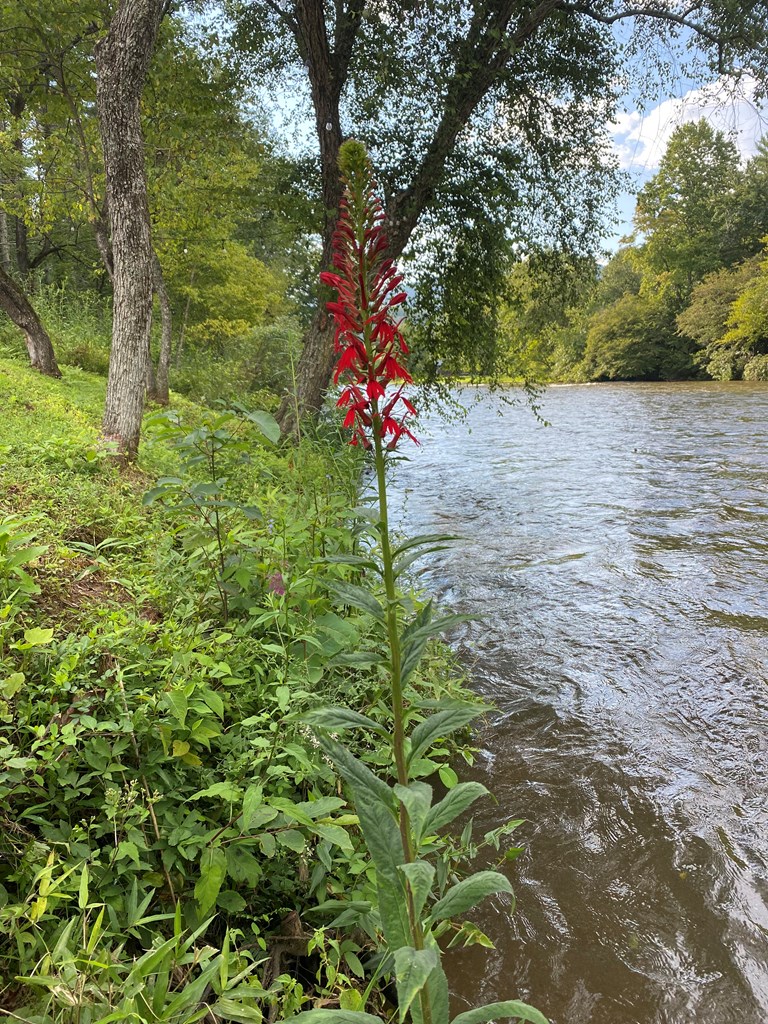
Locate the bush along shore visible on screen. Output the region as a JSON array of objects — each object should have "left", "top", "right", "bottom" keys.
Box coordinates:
[{"left": 0, "top": 146, "right": 543, "bottom": 1024}]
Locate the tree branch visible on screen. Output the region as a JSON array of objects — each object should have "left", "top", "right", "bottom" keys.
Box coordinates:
[
  {"left": 387, "top": 0, "right": 562, "bottom": 255},
  {"left": 561, "top": 3, "right": 723, "bottom": 47}
]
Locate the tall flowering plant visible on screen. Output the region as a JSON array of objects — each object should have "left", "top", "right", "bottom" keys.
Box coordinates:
[
  {"left": 320, "top": 141, "right": 417, "bottom": 452},
  {"left": 294, "top": 143, "right": 547, "bottom": 1024}
]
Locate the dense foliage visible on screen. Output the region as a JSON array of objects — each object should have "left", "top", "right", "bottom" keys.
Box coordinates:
[
  {"left": 0, "top": 360, "right": 508, "bottom": 1022},
  {"left": 495, "top": 124, "right": 768, "bottom": 384}
]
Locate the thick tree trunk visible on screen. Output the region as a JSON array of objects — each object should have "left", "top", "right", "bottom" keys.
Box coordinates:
[
  {"left": 276, "top": 0, "right": 346, "bottom": 434},
  {"left": 0, "top": 264, "right": 61, "bottom": 376},
  {"left": 275, "top": 0, "right": 565, "bottom": 435},
  {"left": 95, "top": 0, "right": 163, "bottom": 462},
  {"left": 150, "top": 251, "right": 172, "bottom": 404}
]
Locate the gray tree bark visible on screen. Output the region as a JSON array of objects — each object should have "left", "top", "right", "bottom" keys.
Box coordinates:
[
  {"left": 0, "top": 211, "right": 10, "bottom": 274},
  {"left": 95, "top": 0, "right": 164, "bottom": 462},
  {"left": 0, "top": 264, "right": 61, "bottom": 376}
]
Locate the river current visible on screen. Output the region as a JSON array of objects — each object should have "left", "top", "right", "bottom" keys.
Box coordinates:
[{"left": 388, "top": 382, "right": 768, "bottom": 1024}]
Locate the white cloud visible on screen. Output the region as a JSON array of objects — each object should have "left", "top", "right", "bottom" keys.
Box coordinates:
[{"left": 611, "top": 75, "right": 767, "bottom": 177}]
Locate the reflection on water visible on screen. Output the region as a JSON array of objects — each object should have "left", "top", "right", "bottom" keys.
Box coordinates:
[{"left": 389, "top": 382, "right": 768, "bottom": 1024}]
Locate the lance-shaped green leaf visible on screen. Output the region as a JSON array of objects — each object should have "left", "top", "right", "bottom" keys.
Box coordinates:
[
  {"left": 286, "top": 1012, "right": 383, "bottom": 1024},
  {"left": 423, "top": 782, "right": 489, "bottom": 836},
  {"left": 322, "top": 553, "right": 382, "bottom": 573},
  {"left": 408, "top": 703, "right": 483, "bottom": 767},
  {"left": 426, "top": 871, "right": 513, "bottom": 926},
  {"left": 451, "top": 1001, "right": 549, "bottom": 1024},
  {"left": 410, "top": 935, "right": 450, "bottom": 1024},
  {"left": 394, "top": 946, "right": 440, "bottom": 1022},
  {"left": 326, "top": 580, "right": 386, "bottom": 624},
  {"left": 303, "top": 705, "right": 387, "bottom": 737},
  {"left": 398, "top": 861, "right": 435, "bottom": 919},
  {"left": 394, "top": 782, "right": 433, "bottom": 844},
  {"left": 330, "top": 651, "right": 388, "bottom": 668},
  {"left": 401, "top": 607, "right": 470, "bottom": 683},
  {"left": 195, "top": 846, "right": 227, "bottom": 916},
  {"left": 393, "top": 533, "right": 460, "bottom": 558},
  {"left": 318, "top": 735, "right": 396, "bottom": 809},
  {"left": 393, "top": 544, "right": 453, "bottom": 579}
]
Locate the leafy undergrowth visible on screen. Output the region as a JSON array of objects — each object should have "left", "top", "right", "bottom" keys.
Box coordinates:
[{"left": 0, "top": 360, "right": 479, "bottom": 1023}]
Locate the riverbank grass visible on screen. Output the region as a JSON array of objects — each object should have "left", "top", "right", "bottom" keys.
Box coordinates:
[{"left": 0, "top": 357, "right": 478, "bottom": 1021}]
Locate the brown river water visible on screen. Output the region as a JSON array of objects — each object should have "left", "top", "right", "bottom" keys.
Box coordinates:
[{"left": 388, "top": 382, "right": 768, "bottom": 1024}]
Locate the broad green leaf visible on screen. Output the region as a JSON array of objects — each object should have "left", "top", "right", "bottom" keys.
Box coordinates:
[
  {"left": 116, "top": 841, "right": 140, "bottom": 865},
  {"left": 190, "top": 781, "right": 240, "bottom": 801},
  {"left": 394, "top": 946, "right": 440, "bottom": 1022},
  {"left": 287, "top": 1013, "right": 382, "bottom": 1024},
  {"left": 276, "top": 829, "right": 305, "bottom": 852},
  {"left": 408, "top": 704, "right": 483, "bottom": 767},
  {"left": 164, "top": 690, "right": 188, "bottom": 725},
  {"left": 244, "top": 409, "right": 280, "bottom": 444},
  {"left": 451, "top": 1001, "right": 549, "bottom": 1024},
  {"left": 304, "top": 705, "right": 386, "bottom": 736},
  {"left": 293, "top": 796, "right": 346, "bottom": 819},
  {"left": 243, "top": 785, "right": 275, "bottom": 831},
  {"left": 311, "top": 823, "right": 353, "bottom": 852},
  {"left": 339, "top": 989, "right": 365, "bottom": 1011},
  {"left": 23, "top": 627, "right": 54, "bottom": 646},
  {"left": 1, "top": 672, "right": 24, "bottom": 699},
  {"left": 326, "top": 580, "right": 385, "bottom": 624},
  {"left": 438, "top": 765, "right": 459, "bottom": 788},
  {"left": 427, "top": 871, "right": 513, "bottom": 925},
  {"left": 210, "top": 998, "right": 264, "bottom": 1023},
  {"left": 423, "top": 782, "right": 489, "bottom": 835},
  {"left": 195, "top": 846, "right": 227, "bottom": 915},
  {"left": 397, "top": 861, "right": 435, "bottom": 919}
]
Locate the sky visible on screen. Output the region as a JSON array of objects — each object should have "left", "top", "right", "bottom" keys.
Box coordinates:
[{"left": 607, "top": 73, "right": 767, "bottom": 250}]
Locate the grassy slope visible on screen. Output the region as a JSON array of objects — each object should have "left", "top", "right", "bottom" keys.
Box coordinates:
[{"left": 0, "top": 358, "right": 474, "bottom": 1019}]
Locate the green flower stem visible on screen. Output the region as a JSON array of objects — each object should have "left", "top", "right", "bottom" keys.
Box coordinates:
[
  {"left": 359, "top": 224, "right": 432, "bottom": 1024},
  {"left": 371, "top": 416, "right": 433, "bottom": 1024}
]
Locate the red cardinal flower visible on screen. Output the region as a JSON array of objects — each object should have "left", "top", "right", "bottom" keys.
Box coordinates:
[{"left": 321, "top": 140, "right": 417, "bottom": 450}]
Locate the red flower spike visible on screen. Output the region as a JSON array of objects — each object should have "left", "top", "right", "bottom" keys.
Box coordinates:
[{"left": 323, "top": 142, "right": 418, "bottom": 450}]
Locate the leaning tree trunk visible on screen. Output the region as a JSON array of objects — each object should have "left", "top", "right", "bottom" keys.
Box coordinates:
[
  {"left": 149, "top": 250, "right": 172, "bottom": 404},
  {"left": 95, "top": 0, "right": 163, "bottom": 462},
  {"left": 0, "top": 264, "right": 60, "bottom": 376}
]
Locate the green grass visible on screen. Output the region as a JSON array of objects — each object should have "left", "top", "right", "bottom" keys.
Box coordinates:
[{"left": 0, "top": 358, "right": 477, "bottom": 1022}]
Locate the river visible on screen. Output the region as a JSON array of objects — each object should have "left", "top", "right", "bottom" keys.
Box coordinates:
[{"left": 389, "top": 382, "right": 768, "bottom": 1024}]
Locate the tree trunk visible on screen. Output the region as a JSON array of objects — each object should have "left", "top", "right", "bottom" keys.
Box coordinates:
[
  {"left": 95, "top": 0, "right": 163, "bottom": 463},
  {"left": 0, "top": 210, "right": 10, "bottom": 274},
  {"left": 14, "top": 216, "right": 30, "bottom": 278},
  {"left": 150, "top": 250, "right": 172, "bottom": 404},
  {"left": 0, "top": 264, "right": 61, "bottom": 376},
  {"left": 275, "top": 0, "right": 346, "bottom": 434},
  {"left": 175, "top": 270, "right": 194, "bottom": 367}
]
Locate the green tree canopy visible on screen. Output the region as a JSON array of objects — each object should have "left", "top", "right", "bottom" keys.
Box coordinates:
[{"left": 634, "top": 121, "right": 742, "bottom": 297}]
